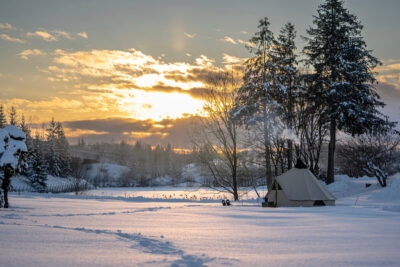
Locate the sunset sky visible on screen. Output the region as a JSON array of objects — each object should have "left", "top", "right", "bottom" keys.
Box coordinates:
[{"left": 1, "top": 0, "right": 400, "bottom": 146}]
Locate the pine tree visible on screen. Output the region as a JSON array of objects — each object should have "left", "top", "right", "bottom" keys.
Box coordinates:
[
  {"left": 235, "top": 17, "right": 278, "bottom": 187},
  {"left": 19, "top": 115, "right": 30, "bottom": 137},
  {"left": 45, "top": 118, "right": 62, "bottom": 176},
  {"left": 26, "top": 136, "right": 47, "bottom": 192},
  {"left": 270, "top": 22, "right": 299, "bottom": 170},
  {"left": 55, "top": 121, "right": 70, "bottom": 177},
  {"left": 303, "top": 0, "right": 393, "bottom": 184},
  {"left": 0, "top": 104, "right": 7, "bottom": 128},
  {"left": 8, "top": 106, "right": 17, "bottom": 126}
]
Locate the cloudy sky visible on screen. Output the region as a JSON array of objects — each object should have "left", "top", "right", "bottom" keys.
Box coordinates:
[{"left": 1, "top": 0, "right": 400, "bottom": 147}]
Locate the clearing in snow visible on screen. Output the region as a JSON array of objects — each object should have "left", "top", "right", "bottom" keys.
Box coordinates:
[{"left": 1, "top": 175, "right": 400, "bottom": 266}]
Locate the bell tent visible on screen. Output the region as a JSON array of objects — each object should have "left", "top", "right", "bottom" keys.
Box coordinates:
[{"left": 264, "top": 162, "right": 335, "bottom": 207}]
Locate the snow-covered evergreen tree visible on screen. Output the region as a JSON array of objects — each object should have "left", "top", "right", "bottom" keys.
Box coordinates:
[
  {"left": 269, "top": 22, "right": 300, "bottom": 170},
  {"left": 303, "top": 0, "right": 393, "bottom": 184},
  {"left": 45, "top": 118, "right": 62, "bottom": 177},
  {"left": 26, "top": 135, "right": 47, "bottom": 192},
  {"left": 235, "top": 17, "right": 280, "bottom": 187},
  {"left": 55, "top": 122, "right": 71, "bottom": 177},
  {"left": 0, "top": 125, "right": 27, "bottom": 208}
]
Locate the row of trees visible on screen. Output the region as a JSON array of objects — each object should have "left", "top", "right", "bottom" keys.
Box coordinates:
[
  {"left": 193, "top": 0, "right": 398, "bottom": 200},
  {"left": 80, "top": 141, "right": 193, "bottom": 187},
  {"left": 0, "top": 105, "right": 71, "bottom": 192}
]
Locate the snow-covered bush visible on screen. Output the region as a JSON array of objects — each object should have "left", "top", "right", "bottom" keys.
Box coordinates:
[{"left": 0, "top": 125, "right": 28, "bottom": 208}]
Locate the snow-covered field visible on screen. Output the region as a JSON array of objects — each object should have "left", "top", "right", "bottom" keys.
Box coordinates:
[
  {"left": 1, "top": 175, "right": 400, "bottom": 266},
  {"left": 80, "top": 186, "right": 268, "bottom": 201}
]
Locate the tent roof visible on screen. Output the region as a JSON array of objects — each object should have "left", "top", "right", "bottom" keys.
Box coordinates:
[{"left": 274, "top": 168, "right": 335, "bottom": 201}]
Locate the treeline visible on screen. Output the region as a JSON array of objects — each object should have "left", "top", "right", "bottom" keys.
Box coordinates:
[
  {"left": 0, "top": 105, "right": 70, "bottom": 192},
  {"left": 77, "top": 140, "right": 195, "bottom": 187}
]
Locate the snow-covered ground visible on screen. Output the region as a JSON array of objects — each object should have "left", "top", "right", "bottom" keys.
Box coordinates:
[
  {"left": 80, "top": 186, "right": 268, "bottom": 201},
  {"left": 1, "top": 175, "right": 400, "bottom": 266}
]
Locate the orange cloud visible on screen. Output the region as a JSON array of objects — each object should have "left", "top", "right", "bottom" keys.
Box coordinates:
[
  {"left": 376, "top": 59, "right": 400, "bottom": 90},
  {"left": 237, "top": 39, "right": 254, "bottom": 47},
  {"left": 10, "top": 47, "right": 244, "bottom": 127},
  {"left": 27, "top": 30, "right": 58, "bottom": 41},
  {"left": 0, "top": 33, "right": 25, "bottom": 43},
  {"left": 77, "top": 32, "right": 88, "bottom": 39},
  {"left": 184, "top": 32, "right": 196, "bottom": 38},
  {"left": 0, "top": 22, "right": 13, "bottom": 29},
  {"left": 221, "top": 36, "right": 237, "bottom": 45},
  {"left": 18, "top": 49, "right": 45, "bottom": 60},
  {"left": 54, "top": 30, "right": 73, "bottom": 40}
]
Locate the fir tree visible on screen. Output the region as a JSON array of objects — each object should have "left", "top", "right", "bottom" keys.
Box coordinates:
[
  {"left": 8, "top": 106, "right": 17, "bottom": 126},
  {"left": 55, "top": 121, "right": 70, "bottom": 177},
  {"left": 270, "top": 22, "right": 299, "bottom": 169},
  {"left": 0, "top": 104, "right": 7, "bottom": 128},
  {"left": 303, "top": 0, "right": 394, "bottom": 184},
  {"left": 45, "top": 118, "right": 62, "bottom": 176},
  {"left": 235, "top": 17, "right": 278, "bottom": 187},
  {"left": 26, "top": 136, "right": 47, "bottom": 192}
]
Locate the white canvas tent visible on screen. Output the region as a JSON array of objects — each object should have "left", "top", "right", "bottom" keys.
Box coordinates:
[{"left": 264, "top": 168, "right": 335, "bottom": 207}]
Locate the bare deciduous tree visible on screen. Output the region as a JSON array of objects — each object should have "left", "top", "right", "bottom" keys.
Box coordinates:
[
  {"left": 338, "top": 130, "right": 400, "bottom": 187},
  {"left": 192, "top": 71, "right": 243, "bottom": 200}
]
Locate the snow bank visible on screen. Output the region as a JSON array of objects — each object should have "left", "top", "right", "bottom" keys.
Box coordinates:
[
  {"left": 367, "top": 173, "right": 400, "bottom": 203},
  {"left": 326, "top": 174, "right": 380, "bottom": 199},
  {"left": 326, "top": 173, "right": 400, "bottom": 211}
]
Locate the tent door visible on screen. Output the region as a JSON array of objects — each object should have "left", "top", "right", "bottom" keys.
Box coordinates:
[{"left": 313, "top": 200, "right": 326, "bottom": 206}]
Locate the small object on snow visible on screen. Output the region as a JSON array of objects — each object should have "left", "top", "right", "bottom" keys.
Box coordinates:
[
  {"left": 365, "top": 183, "right": 371, "bottom": 188},
  {"left": 222, "top": 199, "right": 226, "bottom": 206},
  {"left": 226, "top": 199, "right": 231, "bottom": 206}
]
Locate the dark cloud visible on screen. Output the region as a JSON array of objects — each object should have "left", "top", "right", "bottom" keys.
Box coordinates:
[
  {"left": 64, "top": 117, "right": 154, "bottom": 133},
  {"left": 64, "top": 116, "right": 201, "bottom": 147},
  {"left": 164, "top": 67, "right": 224, "bottom": 84}
]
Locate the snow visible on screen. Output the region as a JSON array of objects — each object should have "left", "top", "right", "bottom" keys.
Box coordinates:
[
  {"left": 1, "top": 174, "right": 400, "bottom": 266},
  {"left": 4, "top": 125, "right": 26, "bottom": 140},
  {"left": 7, "top": 138, "right": 28, "bottom": 153},
  {"left": 78, "top": 186, "right": 265, "bottom": 202},
  {"left": 0, "top": 126, "right": 27, "bottom": 168},
  {"left": 0, "top": 128, "right": 9, "bottom": 153}
]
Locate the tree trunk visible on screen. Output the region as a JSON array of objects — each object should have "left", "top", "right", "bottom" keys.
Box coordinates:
[
  {"left": 1, "top": 167, "right": 13, "bottom": 208},
  {"left": 327, "top": 118, "right": 336, "bottom": 184},
  {"left": 287, "top": 139, "right": 293, "bottom": 169},
  {"left": 232, "top": 144, "right": 239, "bottom": 201},
  {"left": 262, "top": 99, "right": 273, "bottom": 188}
]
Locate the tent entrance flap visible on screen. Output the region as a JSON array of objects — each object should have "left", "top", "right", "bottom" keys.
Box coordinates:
[{"left": 313, "top": 200, "right": 326, "bottom": 206}]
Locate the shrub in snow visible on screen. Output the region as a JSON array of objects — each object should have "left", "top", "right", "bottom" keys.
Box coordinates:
[
  {"left": 0, "top": 125, "right": 27, "bottom": 208},
  {"left": 338, "top": 130, "right": 400, "bottom": 187}
]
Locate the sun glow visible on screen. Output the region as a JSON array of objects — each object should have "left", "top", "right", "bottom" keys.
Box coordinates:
[{"left": 118, "top": 90, "right": 204, "bottom": 121}]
